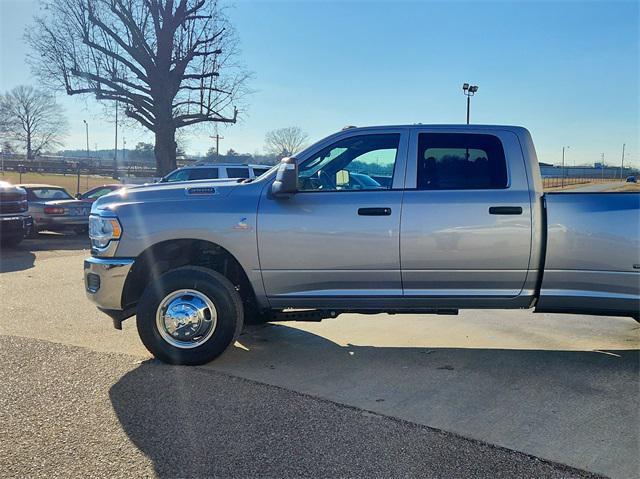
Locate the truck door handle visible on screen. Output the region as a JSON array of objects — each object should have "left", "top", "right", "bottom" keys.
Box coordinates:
[
  {"left": 358, "top": 207, "right": 392, "bottom": 216},
  {"left": 489, "top": 206, "right": 523, "bottom": 215}
]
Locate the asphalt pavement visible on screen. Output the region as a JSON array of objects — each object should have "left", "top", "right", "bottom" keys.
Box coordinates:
[
  {"left": 1, "top": 234, "right": 638, "bottom": 478},
  {"left": 0, "top": 335, "right": 596, "bottom": 479}
]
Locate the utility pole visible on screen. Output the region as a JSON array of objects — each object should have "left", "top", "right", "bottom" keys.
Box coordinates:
[
  {"left": 209, "top": 132, "right": 224, "bottom": 159},
  {"left": 113, "top": 101, "right": 119, "bottom": 179},
  {"left": 620, "top": 143, "right": 626, "bottom": 179},
  {"left": 561, "top": 146, "right": 569, "bottom": 188},
  {"left": 462, "top": 83, "right": 478, "bottom": 124},
  {"left": 601, "top": 153, "right": 605, "bottom": 181},
  {"left": 122, "top": 137, "right": 126, "bottom": 166}
]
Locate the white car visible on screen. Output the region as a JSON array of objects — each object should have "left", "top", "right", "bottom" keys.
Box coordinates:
[{"left": 160, "top": 163, "right": 272, "bottom": 183}]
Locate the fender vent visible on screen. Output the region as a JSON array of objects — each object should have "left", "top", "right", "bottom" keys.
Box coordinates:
[{"left": 186, "top": 187, "right": 216, "bottom": 195}]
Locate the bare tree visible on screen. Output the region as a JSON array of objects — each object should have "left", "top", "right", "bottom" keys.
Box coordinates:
[
  {"left": 27, "top": 0, "right": 249, "bottom": 175},
  {"left": 264, "top": 127, "right": 308, "bottom": 158},
  {"left": 0, "top": 85, "right": 68, "bottom": 159}
]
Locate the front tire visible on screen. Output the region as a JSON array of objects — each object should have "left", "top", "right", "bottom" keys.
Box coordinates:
[{"left": 137, "top": 266, "right": 244, "bottom": 365}]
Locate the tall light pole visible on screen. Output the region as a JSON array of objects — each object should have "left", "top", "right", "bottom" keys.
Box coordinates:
[
  {"left": 620, "top": 143, "right": 626, "bottom": 179},
  {"left": 561, "top": 146, "right": 569, "bottom": 188},
  {"left": 82, "top": 120, "right": 89, "bottom": 158},
  {"left": 462, "top": 83, "right": 478, "bottom": 124}
]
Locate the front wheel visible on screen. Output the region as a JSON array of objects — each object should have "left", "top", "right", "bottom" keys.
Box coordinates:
[{"left": 136, "top": 266, "right": 244, "bottom": 365}]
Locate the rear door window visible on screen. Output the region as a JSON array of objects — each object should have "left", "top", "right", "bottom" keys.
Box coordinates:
[{"left": 416, "top": 133, "right": 508, "bottom": 190}]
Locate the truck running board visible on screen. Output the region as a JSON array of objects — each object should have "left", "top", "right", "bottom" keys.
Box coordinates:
[
  {"left": 270, "top": 308, "right": 459, "bottom": 322},
  {"left": 271, "top": 309, "right": 339, "bottom": 322}
]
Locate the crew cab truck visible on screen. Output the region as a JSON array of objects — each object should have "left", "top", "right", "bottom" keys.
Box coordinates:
[{"left": 84, "top": 125, "right": 640, "bottom": 365}]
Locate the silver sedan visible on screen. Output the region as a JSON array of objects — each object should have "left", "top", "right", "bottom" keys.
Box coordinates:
[{"left": 18, "top": 184, "right": 91, "bottom": 236}]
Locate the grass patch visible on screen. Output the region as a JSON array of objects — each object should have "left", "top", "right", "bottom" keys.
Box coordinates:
[
  {"left": 0, "top": 171, "right": 117, "bottom": 194},
  {"left": 611, "top": 182, "right": 640, "bottom": 192}
]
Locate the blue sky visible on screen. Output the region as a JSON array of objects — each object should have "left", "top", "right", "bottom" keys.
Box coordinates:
[{"left": 0, "top": 0, "right": 638, "bottom": 167}]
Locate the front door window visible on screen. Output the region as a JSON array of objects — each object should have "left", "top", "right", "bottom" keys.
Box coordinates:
[{"left": 298, "top": 134, "right": 400, "bottom": 191}]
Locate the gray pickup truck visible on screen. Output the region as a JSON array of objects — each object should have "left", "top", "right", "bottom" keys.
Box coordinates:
[{"left": 84, "top": 125, "right": 640, "bottom": 365}]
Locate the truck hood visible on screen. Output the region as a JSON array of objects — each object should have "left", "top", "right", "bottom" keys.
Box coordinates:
[{"left": 92, "top": 180, "right": 239, "bottom": 214}]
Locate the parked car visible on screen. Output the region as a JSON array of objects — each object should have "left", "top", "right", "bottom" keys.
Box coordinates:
[
  {"left": 159, "top": 163, "right": 272, "bottom": 183},
  {"left": 0, "top": 181, "right": 32, "bottom": 247},
  {"left": 77, "top": 184, "right": 126, "bottom": 202},
  {"left": 626, "top": 176, "right": 637, "bottom": 183},
  {"left": 19, "top": 184, "right": 91, "bottom": 236},
  {"left": 84, "top": 124, "right": 640, "bottom": 365},
  {"left": 348, "top": 172, "right": 384, "bottom": 190}
]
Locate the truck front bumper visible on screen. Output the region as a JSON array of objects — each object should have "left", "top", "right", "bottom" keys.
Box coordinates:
[
  {"left": 0, "top": 215, "right": 31, "bottom": 239},
  {"left": 84, "top": 256, "right": 135, "bottom": 312}
]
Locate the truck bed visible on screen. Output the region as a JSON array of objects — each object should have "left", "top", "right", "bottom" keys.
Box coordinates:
[{"left": 536, "top": 192, "right": 640, "bottom": 318}]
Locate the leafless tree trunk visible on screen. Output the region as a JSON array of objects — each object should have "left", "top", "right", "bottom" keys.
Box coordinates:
[
  {"left": 0, "top": 85, "right": 68, "bottom": 159},
  {"left": 27, "top": 0, "right": 249, "bottom": 175},
  {"left": 264, "top": 127, "right": 309, "bottom": 158}
]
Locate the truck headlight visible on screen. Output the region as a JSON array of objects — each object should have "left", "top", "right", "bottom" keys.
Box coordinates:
[{"left": 89, "top": 215, "right": 122, "bottom": 248}]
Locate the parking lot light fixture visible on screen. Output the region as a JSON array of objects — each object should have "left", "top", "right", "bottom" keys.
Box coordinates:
[{"left": 462, "top": 83, "right": 478, "bottom": 124}]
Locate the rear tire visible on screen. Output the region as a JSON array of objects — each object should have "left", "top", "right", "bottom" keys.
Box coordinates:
[{"left": 137, "top": 266, "right": 244, "bottom": 365}]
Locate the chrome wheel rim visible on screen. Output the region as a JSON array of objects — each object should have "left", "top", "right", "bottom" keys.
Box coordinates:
[{"left": 156, "top": 289, "right": 217, "bottom": 349}]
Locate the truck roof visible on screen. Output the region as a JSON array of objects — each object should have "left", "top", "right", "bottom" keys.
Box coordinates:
[{"left": 340, "top": 124, "right": 528, "bottom": 132}]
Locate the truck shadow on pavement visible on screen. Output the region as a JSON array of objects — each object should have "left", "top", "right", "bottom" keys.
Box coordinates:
[
  {"left": 0, "top": 248, "right": 35, "bottom": 272},
  {"left": 0, "top": 233, "right": 88, "bottom": 272},
  {"left": 109, "top": 323, "right": 639, "bottom": 478}
]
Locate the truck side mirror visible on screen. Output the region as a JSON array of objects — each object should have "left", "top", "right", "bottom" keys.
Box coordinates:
[{"left": 271, "top": 156, "right": 298, "bottom": 197}]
